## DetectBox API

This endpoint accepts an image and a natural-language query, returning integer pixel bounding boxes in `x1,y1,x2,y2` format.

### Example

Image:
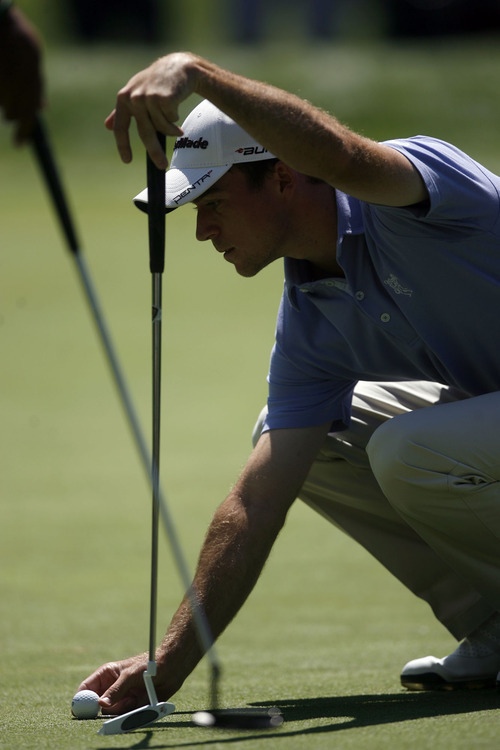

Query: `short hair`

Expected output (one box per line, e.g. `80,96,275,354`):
231,158,280,190
232,159,325,191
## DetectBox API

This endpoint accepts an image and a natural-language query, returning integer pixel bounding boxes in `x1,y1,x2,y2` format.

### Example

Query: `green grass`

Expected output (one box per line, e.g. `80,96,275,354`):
2,36,500,749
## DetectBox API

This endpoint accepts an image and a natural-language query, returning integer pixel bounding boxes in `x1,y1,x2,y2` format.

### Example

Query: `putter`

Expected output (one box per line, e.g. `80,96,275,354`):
98,140,176,735
31,118,282,732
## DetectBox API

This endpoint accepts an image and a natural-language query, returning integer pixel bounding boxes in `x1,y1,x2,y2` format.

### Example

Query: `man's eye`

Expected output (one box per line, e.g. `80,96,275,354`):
194,199,221,211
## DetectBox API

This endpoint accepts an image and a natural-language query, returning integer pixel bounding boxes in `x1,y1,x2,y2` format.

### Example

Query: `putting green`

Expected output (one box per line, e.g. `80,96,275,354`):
2,36,500,749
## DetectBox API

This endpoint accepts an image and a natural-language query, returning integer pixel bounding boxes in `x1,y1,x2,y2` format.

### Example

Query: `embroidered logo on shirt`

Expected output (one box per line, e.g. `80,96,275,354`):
384,274,413,297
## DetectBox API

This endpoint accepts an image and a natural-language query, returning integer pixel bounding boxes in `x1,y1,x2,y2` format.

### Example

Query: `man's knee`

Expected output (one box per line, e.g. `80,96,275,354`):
367,407,478,523
366,412,432,511
367,415,399,480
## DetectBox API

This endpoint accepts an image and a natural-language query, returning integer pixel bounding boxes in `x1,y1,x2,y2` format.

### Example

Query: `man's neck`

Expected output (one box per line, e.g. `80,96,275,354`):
308,252,344,279
293,188,342,278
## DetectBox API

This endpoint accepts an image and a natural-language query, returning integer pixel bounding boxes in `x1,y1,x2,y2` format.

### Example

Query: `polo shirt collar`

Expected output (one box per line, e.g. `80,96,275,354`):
284,191,365,307
335,190,365,237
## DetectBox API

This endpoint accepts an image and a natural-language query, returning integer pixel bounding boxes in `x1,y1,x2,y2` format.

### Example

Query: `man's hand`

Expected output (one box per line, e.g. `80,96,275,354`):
77,655,148,715
105,52,200,169
0,7,44,145
77,652,178,715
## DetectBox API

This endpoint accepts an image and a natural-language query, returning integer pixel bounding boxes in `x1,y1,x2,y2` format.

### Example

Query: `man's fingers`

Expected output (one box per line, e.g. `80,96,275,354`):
99,693,140,716
111,104,133,163
135,119,169,170
77,662,121,696
77,655,150,715
110,80,184,168
116,94,170,169
112,96,172,168
98,670,146,715
104,110,115,131
135,110,183,169
145,96,184,138
149,106,183,139
105,109,132,163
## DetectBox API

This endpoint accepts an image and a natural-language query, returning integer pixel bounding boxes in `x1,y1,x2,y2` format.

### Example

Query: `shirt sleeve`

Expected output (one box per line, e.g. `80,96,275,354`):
262,295,356,433
263,347,355,432
383,136,500,230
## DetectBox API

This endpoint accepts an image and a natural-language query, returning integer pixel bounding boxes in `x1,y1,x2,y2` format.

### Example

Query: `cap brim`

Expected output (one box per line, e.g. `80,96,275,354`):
133,164,231,213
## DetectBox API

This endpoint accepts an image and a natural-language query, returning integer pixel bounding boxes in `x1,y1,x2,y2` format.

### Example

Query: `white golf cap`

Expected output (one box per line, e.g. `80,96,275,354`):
133,99,275,212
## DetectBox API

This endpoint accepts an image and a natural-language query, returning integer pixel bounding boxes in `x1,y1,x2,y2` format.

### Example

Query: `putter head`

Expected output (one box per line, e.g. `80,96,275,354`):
192,707,283,730
98,701,176,735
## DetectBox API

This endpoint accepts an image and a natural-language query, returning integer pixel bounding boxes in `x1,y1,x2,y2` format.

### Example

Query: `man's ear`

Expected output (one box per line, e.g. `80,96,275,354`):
272,161,296,196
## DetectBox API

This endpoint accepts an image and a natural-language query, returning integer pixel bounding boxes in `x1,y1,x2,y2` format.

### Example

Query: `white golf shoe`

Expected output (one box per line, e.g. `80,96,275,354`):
401,612,500,691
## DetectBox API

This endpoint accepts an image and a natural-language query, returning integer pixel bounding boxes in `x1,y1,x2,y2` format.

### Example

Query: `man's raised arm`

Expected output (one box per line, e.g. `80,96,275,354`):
106,52,426,207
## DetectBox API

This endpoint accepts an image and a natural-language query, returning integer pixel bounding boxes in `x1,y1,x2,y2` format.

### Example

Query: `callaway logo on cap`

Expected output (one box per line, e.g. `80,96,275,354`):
133,99,275,212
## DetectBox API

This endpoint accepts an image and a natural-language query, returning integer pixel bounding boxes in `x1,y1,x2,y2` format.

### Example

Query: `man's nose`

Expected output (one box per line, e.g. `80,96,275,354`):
196,210,219,242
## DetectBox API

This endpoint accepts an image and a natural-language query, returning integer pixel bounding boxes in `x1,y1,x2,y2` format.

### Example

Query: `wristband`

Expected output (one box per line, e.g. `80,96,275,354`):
0,0,13,20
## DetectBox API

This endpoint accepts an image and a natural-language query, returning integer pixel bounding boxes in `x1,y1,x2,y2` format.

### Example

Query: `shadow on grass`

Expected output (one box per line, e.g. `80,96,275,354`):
92,689,500,748
254,690,500,731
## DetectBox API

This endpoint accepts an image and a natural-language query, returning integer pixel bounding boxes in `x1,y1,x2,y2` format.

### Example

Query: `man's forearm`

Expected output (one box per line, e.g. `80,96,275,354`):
109,50,355,183
188,54,355,185
79,426,330,710
169,53,425,205
109,52,426,206
155,487,288,694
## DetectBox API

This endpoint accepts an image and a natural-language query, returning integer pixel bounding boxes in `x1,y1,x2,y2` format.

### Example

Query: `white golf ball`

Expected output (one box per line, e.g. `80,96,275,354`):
71,689,100,719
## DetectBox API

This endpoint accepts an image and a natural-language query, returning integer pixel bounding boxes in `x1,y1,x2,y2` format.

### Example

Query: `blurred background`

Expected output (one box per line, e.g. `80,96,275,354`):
2,3,500,747
16,0,500,45
4,0,499,159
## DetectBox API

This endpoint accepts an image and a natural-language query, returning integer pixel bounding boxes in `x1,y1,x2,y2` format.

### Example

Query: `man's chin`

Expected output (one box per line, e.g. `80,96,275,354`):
232,258,273,278
234,265,261,278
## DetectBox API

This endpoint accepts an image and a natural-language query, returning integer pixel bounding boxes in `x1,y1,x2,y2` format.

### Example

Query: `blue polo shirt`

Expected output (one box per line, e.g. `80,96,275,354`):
264,136,500,432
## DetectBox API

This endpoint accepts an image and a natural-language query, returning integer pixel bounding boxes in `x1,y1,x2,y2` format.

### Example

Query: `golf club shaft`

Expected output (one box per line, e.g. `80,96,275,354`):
31,117,79,253
147,142,166,671
149,272,162,664
32,116,221,700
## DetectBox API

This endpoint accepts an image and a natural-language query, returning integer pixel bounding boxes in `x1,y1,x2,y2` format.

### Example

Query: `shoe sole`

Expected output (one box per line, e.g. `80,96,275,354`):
401,673,497,691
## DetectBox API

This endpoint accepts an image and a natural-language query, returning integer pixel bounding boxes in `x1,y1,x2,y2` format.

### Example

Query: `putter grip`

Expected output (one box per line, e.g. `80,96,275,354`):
32,115,80,255
147,134,167,274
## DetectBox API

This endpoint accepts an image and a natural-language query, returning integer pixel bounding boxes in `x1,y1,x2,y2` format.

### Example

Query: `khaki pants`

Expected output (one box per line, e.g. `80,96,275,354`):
253,382,500,639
